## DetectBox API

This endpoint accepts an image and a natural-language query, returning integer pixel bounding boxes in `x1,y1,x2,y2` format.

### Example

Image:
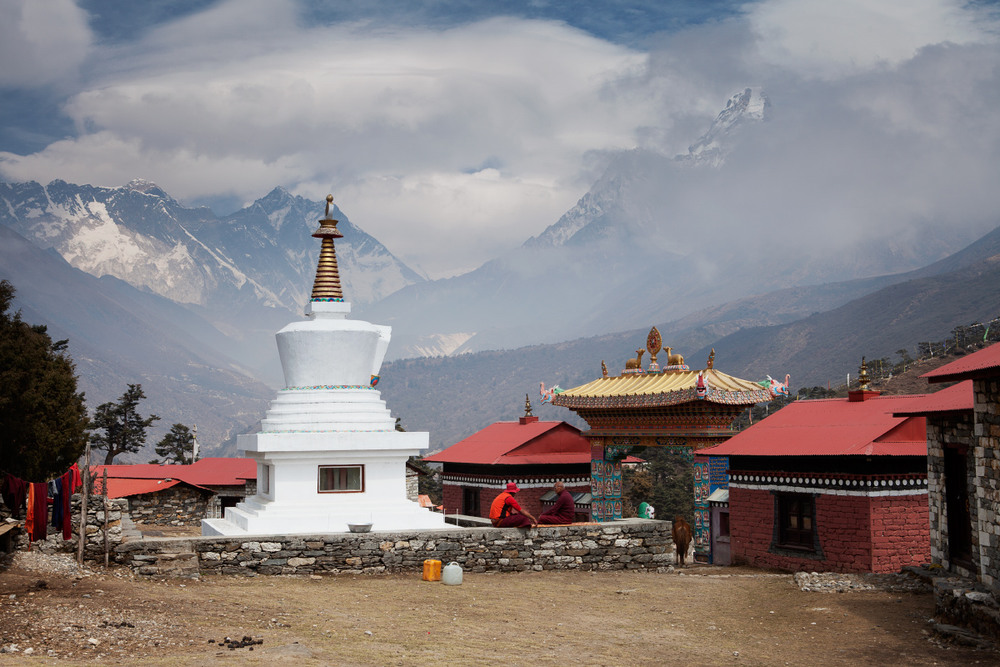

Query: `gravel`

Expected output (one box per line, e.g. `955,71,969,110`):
794,570,933,594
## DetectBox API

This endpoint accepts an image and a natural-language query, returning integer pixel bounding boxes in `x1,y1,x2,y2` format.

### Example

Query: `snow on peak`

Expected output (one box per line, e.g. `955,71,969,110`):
677,87,768,167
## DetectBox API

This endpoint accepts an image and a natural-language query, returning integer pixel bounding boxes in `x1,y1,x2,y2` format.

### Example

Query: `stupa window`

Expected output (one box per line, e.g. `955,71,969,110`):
259,464,272,496
318,465,364,493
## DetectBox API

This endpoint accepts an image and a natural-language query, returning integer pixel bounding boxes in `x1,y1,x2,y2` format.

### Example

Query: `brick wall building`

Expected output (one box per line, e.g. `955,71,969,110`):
700,385,934,573
425,411,591,521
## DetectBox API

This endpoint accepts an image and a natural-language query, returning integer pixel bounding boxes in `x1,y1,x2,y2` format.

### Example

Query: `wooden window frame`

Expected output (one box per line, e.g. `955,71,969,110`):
776,493,816,552
317,465,365,494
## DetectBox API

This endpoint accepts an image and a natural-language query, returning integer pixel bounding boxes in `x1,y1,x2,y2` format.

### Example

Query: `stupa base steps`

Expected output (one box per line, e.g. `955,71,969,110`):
202,497,448,536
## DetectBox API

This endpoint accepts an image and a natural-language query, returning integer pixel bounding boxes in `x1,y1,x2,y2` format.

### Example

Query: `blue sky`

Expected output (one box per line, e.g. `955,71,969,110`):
2,1,999,278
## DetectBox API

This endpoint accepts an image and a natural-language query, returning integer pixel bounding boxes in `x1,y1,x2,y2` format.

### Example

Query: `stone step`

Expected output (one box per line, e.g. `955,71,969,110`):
129,542,200,577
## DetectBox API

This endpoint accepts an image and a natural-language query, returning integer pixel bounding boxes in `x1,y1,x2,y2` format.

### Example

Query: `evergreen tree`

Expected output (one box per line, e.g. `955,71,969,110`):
151,423,195,465
0,280,89,481
91,384,160,465
622,448,693,520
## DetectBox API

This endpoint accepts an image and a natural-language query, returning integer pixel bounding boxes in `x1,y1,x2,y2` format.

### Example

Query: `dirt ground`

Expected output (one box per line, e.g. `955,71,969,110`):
0,552,996,667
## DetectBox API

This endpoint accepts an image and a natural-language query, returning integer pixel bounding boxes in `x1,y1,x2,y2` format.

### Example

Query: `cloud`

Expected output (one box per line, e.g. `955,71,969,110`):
0,5,649,277
746,0,995,79
2,0,1000,280
0,0,91,88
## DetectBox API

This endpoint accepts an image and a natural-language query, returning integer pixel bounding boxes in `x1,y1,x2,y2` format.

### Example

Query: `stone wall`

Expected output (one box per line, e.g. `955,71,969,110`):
926,412,977,578
113,520,673,577
127,486,211,526
972,378,1000,589
70,495,135,561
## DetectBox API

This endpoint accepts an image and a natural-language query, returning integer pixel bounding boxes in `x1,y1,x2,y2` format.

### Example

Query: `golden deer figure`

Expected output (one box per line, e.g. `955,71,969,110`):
625,349,644,370
662,346,685,366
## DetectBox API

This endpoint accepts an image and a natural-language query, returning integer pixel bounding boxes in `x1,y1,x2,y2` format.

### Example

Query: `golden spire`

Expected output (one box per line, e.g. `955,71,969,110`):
858,356,870,390
524,394,534,417
310,194,345,301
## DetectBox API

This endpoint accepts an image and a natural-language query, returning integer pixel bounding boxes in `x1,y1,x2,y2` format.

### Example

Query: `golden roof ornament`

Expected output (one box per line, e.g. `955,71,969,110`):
310,194,345,301
601,360,608,378
707,348,715,369
858,356,871,390
646,327,662,370
523,394,534,417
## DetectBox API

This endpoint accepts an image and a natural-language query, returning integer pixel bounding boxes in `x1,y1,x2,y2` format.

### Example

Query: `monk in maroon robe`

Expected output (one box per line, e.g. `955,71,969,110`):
537,481,576,525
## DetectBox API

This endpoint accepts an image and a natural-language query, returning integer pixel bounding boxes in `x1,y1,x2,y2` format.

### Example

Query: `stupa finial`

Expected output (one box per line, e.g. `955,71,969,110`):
310,194,345,301
524,394,534,417
858,356,870,390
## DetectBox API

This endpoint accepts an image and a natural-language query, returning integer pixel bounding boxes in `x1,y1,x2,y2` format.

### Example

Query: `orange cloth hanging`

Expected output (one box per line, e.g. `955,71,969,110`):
25,484,35,541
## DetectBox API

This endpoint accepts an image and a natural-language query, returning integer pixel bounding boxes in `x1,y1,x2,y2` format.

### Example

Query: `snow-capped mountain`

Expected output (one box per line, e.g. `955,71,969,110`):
359,86,976,360
527,88,767,250
0,180,421,312
0,180,425,384
677,87,767,167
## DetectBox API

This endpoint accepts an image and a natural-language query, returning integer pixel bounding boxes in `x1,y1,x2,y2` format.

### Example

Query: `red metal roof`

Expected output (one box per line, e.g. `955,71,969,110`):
922,342,1000,383
424,420,589,465
95,478,194,499
91,457,256,489
699,393,933,457
891,380,974,416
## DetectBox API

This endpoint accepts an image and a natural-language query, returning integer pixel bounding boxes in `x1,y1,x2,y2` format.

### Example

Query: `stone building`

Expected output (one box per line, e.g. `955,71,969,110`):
699,370,934,574
93,458,257,526
899,342,1000,591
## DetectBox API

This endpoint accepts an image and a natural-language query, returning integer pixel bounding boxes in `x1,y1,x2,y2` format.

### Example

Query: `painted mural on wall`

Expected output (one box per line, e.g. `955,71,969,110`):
693,459,711,556
591,457,623,521
694,454,730,562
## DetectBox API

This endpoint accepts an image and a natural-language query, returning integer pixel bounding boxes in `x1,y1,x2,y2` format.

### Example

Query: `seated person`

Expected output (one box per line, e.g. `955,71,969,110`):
490,482,536,528
537,481,576,525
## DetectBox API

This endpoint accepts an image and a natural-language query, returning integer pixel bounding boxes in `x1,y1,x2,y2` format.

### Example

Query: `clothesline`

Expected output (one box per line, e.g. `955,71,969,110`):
1,463,82,542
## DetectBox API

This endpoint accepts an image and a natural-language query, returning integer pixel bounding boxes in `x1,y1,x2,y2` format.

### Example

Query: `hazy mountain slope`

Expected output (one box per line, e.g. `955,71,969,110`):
0,225,272,460
362,88,979,360
381,226,1000,452
689,256,1000,388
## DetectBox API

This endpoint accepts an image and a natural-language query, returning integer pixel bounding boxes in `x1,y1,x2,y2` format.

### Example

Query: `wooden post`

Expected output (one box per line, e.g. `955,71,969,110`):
102,468,109,568
77,443,89,565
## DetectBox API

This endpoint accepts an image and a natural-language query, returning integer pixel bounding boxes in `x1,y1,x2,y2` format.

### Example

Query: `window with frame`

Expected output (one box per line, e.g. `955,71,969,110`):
318,465,364,493
777,493,815,550
259,464,271,495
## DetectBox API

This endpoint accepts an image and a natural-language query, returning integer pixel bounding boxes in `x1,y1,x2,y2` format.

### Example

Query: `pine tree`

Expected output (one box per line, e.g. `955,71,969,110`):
151,423,195,465
0,280,89,481
90,384,160,465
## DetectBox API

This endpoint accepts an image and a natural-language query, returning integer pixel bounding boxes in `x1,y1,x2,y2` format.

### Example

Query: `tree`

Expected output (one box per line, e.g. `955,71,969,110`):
90,384,160,465
151,423,195,465
622,448,693,520
0,280,89,481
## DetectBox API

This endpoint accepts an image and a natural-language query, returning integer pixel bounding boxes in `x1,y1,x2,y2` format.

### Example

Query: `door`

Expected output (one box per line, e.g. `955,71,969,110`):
710,506,731,566
943,445,973,566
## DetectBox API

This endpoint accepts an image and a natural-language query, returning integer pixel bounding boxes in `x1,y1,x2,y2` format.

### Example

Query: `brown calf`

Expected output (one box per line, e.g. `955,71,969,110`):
672,516,693,567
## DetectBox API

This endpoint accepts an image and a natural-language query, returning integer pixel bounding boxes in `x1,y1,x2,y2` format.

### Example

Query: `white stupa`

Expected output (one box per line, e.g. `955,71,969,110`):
202,195,447,536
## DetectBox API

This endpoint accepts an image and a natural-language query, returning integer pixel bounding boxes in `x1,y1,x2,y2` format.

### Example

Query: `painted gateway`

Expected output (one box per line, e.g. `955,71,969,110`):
552,328,770,560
